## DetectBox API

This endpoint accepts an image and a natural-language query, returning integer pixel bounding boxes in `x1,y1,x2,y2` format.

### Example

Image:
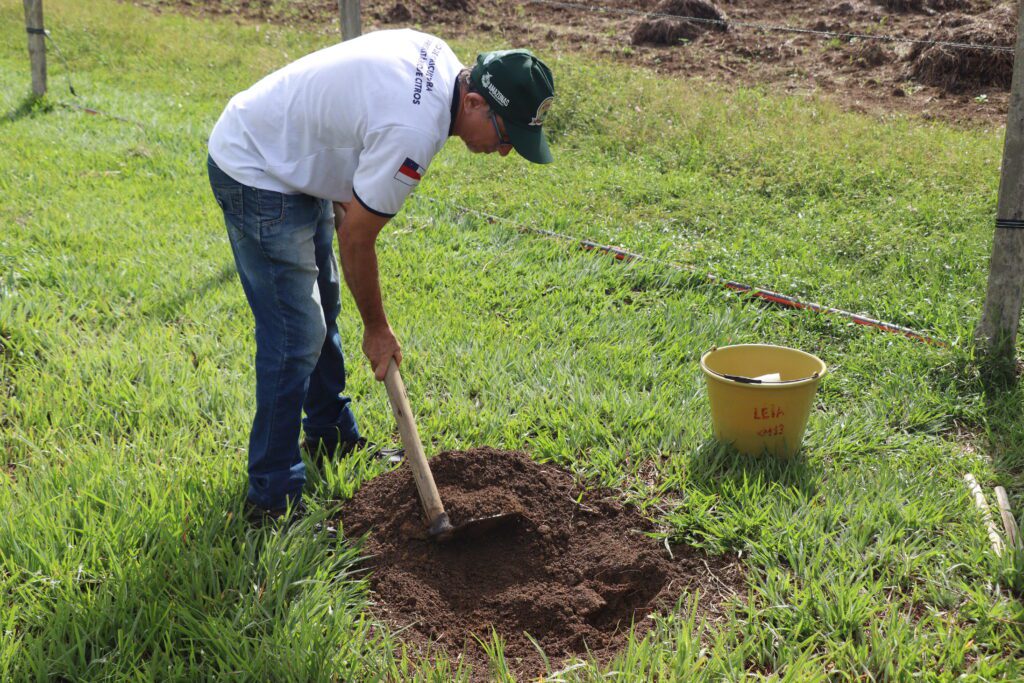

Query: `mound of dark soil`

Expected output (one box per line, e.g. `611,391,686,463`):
872,0,973,12
632,0,728,46
339,448,744,680
907,4,1016,91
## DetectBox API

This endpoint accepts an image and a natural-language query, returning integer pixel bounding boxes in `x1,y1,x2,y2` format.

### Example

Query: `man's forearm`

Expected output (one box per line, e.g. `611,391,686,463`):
338,231,388,331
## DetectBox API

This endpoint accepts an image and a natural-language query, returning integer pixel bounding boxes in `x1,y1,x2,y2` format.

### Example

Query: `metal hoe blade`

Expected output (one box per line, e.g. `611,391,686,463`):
434,512,523,543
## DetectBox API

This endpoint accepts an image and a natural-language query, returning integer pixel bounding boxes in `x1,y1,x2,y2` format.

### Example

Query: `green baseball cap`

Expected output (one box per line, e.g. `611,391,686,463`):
470,49,555,164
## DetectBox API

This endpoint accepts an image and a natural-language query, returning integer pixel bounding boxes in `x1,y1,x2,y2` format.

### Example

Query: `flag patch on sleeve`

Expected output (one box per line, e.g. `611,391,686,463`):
393,158,425,187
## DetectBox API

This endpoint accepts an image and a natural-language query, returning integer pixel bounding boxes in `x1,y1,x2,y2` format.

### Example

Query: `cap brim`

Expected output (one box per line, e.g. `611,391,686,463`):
506,121,553,164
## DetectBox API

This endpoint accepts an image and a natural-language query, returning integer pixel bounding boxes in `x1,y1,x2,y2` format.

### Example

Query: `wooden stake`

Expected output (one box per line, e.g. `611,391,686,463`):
23,0,46,96
964,474,1004,556
976,0,1024,364
994,486,1021,552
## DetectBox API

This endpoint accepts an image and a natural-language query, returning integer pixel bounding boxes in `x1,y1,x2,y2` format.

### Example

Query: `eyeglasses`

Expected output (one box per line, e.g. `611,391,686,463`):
489,111,512,147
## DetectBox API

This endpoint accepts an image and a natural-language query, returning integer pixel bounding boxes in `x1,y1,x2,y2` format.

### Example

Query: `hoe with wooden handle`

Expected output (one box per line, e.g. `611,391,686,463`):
383,358,520,542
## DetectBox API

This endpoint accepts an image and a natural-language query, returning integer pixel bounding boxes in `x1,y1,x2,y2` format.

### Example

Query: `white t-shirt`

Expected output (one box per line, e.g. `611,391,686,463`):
208,29,463,217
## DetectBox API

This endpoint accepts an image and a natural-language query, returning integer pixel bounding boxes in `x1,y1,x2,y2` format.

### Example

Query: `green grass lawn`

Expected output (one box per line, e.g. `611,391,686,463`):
2,0,1023,679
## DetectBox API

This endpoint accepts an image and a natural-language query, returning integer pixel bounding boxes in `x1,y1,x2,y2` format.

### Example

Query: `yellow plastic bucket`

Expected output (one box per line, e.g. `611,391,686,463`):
700,344,827,458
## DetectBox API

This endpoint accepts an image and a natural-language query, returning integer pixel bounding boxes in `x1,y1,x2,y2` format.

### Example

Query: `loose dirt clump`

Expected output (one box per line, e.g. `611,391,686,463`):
907,4,1016,92
851,39,893,68
340,448,744,680
632,0,728,46
383,1,413,23
372,0,472,24
872,0,973,11
828,0,881,17
436,0,471,12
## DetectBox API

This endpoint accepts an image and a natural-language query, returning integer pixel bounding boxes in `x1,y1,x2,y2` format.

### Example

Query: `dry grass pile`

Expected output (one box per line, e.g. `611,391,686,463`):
907,4,1016,92
631,0,727,46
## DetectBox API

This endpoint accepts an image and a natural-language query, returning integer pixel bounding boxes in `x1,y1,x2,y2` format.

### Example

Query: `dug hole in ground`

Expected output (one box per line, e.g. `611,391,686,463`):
340,448,746,679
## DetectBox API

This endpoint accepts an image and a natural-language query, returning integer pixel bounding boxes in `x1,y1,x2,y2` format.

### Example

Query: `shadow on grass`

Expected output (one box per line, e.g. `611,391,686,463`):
970,342,1019,481
941,348,1024,487
981,372,1024,486
915,345,1024,488
688,439,820,498
2,93,53,125
21,503,372,680
661,440,821,554
143,262,238,321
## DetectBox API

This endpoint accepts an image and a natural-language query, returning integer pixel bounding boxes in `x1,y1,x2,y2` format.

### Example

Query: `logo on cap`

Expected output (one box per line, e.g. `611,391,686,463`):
529,97,554,126
480,73,510,108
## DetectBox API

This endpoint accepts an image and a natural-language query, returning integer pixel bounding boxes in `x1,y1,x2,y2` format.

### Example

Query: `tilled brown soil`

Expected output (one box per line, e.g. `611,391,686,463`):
135,0,1016,126
340,448,744,680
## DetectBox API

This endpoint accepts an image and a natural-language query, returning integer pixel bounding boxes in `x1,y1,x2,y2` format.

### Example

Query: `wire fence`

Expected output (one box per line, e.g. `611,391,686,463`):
524,0,1016,54
413,195,947,347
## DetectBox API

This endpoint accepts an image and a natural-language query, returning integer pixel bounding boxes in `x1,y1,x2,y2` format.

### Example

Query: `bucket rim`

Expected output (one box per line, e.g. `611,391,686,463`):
700,343,827,388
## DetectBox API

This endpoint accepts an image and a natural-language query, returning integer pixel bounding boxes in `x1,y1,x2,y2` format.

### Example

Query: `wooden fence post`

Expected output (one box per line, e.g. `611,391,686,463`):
23,0,46,96
338,0,361,41
976,0,1024,367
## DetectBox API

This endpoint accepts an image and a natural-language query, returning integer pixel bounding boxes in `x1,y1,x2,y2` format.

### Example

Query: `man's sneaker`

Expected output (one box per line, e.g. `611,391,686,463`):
301,436,404,466
243,499,337,537
338,437,405,464
244,498,304,525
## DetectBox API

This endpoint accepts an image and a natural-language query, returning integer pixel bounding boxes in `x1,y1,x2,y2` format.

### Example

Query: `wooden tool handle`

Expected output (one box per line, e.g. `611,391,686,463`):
383,358,447,526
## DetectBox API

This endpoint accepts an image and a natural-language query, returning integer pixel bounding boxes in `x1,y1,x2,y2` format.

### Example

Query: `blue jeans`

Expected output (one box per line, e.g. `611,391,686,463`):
207,155,360,509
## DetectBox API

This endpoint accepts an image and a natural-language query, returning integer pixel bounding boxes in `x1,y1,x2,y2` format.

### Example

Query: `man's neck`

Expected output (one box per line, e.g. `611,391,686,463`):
448,78,462,138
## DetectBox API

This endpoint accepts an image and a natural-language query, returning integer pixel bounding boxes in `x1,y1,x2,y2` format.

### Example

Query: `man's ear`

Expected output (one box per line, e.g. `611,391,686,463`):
463,91,488,112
